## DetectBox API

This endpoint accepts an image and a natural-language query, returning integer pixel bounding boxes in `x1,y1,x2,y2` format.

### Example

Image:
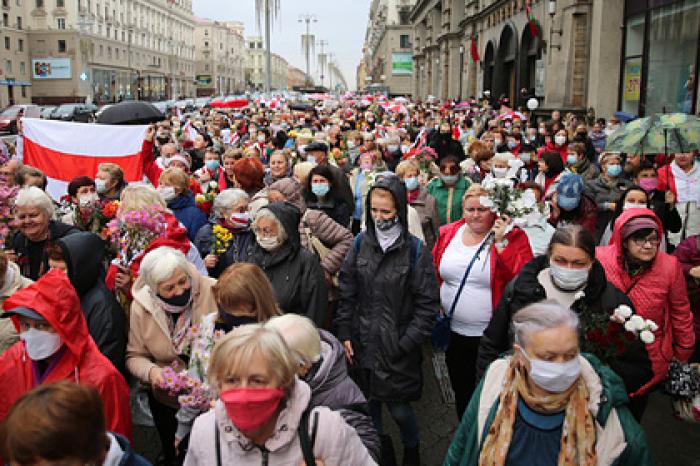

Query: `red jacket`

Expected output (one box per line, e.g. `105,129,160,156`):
657,163,678,199
432,219,533,310
596,208,695,395
140,139,162,187
0,270,132,439
672,235,700,340
537,141,568,164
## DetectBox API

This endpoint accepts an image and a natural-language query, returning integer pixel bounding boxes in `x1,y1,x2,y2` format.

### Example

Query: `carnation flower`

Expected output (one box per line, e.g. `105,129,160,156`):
645,319,659,332
628,315,646,331
640,330,655,344
616,305,633,319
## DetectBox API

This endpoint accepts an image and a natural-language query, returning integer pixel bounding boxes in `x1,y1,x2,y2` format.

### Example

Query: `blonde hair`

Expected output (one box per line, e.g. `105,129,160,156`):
158,167,189,193
213,263,281,320
293,161,315,186
395,159,420,178
97,162,124,185
209,324,297,391
265,314,321,367
462,183,489,202
118,184,167,216
15,186,55,219
223,148,243,161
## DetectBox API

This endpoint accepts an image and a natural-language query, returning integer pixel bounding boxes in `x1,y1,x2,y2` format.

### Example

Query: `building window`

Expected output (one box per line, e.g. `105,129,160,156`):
400,34,411,49
57,18,65,29
99,44,103,56
35,0,42,7
2,14,7,27
19,61,25,74
21,86,26,98
56,0,63,7
58,39,66,52
16,16,21,29
4,37,9,50
17,38,23,51
5,60,12,73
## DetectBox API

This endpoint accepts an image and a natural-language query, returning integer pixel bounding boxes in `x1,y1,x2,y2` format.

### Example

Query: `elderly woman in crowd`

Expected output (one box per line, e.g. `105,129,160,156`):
349,150,386,234
597,209,695,419
249,202,328,326
183,325,376,465
95,162,127,202
158,168,208,242
194,188,254,278
266,313,380,462
396,159,440,250
432,184,533,419
585,152,632,241
175,263,281,450
444,302,653,466
264,150,292,186
427,155,471,226
126,247,216,465
10,186,78,280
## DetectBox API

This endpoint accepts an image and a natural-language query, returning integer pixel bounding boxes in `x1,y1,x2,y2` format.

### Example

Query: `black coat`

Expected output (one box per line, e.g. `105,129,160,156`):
194,223,255,278
306,197,352,229
335,176,439,402
13,221,79,280
249,202,328,326
56,232,127,375
477,255,653,394
430,135,466,163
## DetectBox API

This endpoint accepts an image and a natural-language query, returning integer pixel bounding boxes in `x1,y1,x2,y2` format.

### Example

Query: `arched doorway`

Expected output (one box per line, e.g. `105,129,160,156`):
483,41,495,96
496,24,518,104
519,27,542,106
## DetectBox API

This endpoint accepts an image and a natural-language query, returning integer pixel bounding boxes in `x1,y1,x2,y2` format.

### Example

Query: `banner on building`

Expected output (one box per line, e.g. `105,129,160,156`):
32,58,72,80
623,58,642,102
22,118,147,199
391,53,413,76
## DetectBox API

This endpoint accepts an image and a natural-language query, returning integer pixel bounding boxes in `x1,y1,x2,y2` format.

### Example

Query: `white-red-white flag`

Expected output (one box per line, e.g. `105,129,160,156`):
22,118,148,199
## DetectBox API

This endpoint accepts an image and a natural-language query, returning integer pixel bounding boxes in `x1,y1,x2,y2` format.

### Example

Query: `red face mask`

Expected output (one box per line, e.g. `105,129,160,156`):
220,387,285,435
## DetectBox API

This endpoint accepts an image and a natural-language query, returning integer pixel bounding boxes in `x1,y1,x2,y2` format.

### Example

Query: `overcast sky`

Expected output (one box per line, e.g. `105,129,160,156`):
192,0,371,90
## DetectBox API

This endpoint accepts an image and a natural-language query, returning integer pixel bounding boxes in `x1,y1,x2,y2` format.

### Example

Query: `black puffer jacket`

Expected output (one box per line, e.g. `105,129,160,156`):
194,223,255,278
56,232,127,374
477,255,653,394
249,202,328,326
335,176,440,402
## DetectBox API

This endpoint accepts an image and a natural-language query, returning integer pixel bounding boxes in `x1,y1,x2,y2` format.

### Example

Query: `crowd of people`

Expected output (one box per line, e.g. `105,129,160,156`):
0,92,697,466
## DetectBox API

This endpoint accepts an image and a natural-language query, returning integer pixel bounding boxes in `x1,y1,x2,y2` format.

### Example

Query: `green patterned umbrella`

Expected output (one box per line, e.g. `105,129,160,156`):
606,113,700,155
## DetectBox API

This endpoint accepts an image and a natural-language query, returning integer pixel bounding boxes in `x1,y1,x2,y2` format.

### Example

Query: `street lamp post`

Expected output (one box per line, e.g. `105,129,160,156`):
458,44,464,102
298,14,317,87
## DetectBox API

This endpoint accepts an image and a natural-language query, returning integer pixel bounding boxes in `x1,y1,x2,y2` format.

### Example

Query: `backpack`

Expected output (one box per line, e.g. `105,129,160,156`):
352,232,423,273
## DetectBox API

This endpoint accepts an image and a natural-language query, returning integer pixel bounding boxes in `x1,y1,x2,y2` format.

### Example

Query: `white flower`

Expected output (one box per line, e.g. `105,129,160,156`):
479,196,494,208
645,319,659,332
640,330,655,344
629,315,646,331
520,189,538,209
574,290,586,301
482,179,496,190
615,305,633,319
624,320,637,333
209,181,218,190
495,178,514,188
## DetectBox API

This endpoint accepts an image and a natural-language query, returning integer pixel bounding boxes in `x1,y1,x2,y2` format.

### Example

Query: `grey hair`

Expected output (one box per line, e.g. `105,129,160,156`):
212,188,249,219
137,246,190,291
512,300,580,348
254,208,288,243
15,186,55,219
265,314,321,367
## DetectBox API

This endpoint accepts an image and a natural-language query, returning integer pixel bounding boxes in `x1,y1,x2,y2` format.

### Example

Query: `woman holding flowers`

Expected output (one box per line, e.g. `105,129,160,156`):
126,246,216,465
596,209,695,418
432,183,533,419
158,168,208,243
194,189,254,278
174,263,281,450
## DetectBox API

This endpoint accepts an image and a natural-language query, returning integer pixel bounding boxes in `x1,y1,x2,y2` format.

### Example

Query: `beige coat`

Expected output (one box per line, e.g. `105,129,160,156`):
0,262,32,354
299,209,353,275
126,264,217,383
184,379,377,466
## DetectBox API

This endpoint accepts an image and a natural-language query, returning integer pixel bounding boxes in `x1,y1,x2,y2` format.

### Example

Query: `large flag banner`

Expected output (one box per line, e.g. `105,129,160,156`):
22,118,148,200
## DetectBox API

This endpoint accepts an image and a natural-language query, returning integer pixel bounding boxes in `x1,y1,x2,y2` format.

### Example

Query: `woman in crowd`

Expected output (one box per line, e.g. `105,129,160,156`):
585,152,632,241
263,150,291,186
445,302,653,466
598,185,660,246
462,140,494,184
478,224,652,399
427,155,472,225
673,233,700,361
304,164,352,228
183,325,377,465
175,263,281,449
335,176,439,466
194,188,254,278
396,159,440,250
60,176,102,233
597,209,695,418
550,172,598,235
534,150,566,199
158,168,208,242
217,149,242,190
249,202,328,326
95,162,127,202
11,186,78,280
636,161,681,248
432,184,533,419
566,141,600,183
349,150,386,234
126,247,216,465
231,157,265,199
266,313,381,462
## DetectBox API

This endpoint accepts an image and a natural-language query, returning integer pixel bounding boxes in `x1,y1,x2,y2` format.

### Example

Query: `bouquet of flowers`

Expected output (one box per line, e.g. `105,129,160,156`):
402,146,437,173
0,186,18,249
480,179,537,219
159,362,214,410
210,224,233,256
107,205,167,266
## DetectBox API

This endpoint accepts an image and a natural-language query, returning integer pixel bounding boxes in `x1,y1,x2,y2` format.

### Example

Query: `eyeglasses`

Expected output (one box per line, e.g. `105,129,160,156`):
631,236,660,247
252,226,277,236
464,207,491,214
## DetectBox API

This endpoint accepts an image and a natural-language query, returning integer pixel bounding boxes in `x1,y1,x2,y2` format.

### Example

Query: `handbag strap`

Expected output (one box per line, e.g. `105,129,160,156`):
446,232,493,319
215,422,222,466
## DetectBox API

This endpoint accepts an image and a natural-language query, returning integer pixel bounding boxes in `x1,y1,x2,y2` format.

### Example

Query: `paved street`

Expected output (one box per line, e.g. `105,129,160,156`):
133,344,700,465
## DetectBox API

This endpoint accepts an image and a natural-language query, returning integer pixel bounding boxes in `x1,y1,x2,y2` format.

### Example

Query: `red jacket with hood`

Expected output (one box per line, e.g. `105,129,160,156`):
596,208,695,394
432,219,533,310
0,270,132,439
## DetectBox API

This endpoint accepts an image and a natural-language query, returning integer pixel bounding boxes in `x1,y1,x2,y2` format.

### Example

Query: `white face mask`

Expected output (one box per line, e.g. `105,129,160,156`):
555,135,567,146
492,167,508,179
387,144,399,152
157,186,177,202
20,327,63,361
347,141,356,149
94,178,108,194
522,349,581,393
623,202,646,210
257,134,266,143
256,235,281,251
78,192,99,208
549,261,590,291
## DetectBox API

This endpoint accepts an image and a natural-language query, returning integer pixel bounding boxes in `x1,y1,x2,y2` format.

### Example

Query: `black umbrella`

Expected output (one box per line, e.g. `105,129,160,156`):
288,103,316,113
97,101,165,125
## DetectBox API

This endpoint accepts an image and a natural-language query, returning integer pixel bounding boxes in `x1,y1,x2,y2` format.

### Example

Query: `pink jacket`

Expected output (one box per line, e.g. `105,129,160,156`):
184,379,377,465
596,208,695,394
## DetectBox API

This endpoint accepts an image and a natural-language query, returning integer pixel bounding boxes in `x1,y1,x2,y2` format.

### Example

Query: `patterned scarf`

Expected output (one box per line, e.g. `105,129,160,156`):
479,358,597,466
149,289,193,355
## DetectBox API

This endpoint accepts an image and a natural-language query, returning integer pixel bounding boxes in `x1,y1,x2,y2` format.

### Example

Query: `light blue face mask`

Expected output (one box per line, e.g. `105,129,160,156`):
441,174,459,185
307,155,316,164
566,154,577,165
205,160,220,171
311,182,330,197
404,177,419,191
607,164,622,177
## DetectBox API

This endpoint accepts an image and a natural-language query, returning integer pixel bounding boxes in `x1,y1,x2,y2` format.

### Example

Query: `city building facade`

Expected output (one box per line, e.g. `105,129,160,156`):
360,0,416,96
0,0,31,107
245,36,289,91
410,0,699,119
287,65,306,90
194,18,246,97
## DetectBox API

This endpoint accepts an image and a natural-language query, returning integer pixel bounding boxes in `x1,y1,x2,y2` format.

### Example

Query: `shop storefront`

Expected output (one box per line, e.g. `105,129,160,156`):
620,0,699,116
91,68,137,104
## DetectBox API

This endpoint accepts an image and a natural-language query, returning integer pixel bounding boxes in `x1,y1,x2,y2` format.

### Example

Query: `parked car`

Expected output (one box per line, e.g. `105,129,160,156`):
96,104,114,119
50,103,95,122
0,104,41,133
40,106,57,119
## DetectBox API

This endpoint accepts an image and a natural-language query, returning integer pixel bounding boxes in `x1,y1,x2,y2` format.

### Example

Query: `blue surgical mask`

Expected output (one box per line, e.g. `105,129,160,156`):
607,164,622,177
441,174,459,185
404,177,419,191
307,155,316,164
205,160,220,171
566,154,577,165
507,141,518,149
311,183,330,197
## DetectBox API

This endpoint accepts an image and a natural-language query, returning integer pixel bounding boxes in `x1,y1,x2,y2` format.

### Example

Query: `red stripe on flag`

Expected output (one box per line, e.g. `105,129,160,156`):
24,137,144,182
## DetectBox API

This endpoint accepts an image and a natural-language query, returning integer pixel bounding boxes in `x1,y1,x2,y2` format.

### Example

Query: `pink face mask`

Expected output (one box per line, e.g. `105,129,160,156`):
639,178,658,192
